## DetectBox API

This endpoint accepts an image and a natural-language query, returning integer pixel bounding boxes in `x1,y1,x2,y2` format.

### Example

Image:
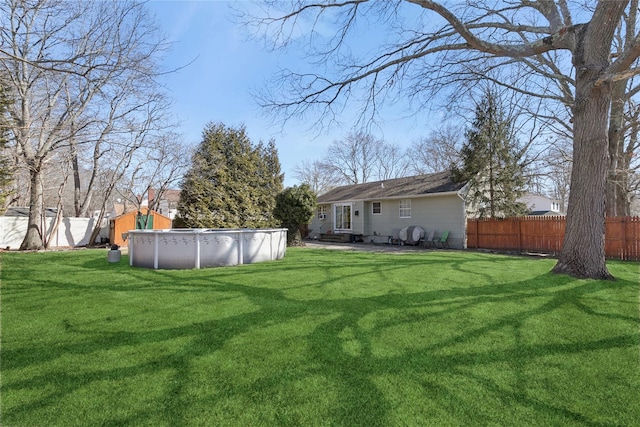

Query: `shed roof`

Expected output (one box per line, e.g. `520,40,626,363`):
317,171,466,203
110,207,171,222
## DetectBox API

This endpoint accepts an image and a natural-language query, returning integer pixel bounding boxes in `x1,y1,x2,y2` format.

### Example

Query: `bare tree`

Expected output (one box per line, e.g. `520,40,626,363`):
606,79,640,215
250,0,640,279
295,135,411,191
409,124,463,175
374,143,412,180
43,151,72,249
426,1,640,216
292,159,341,195
322,131,382,184
68,79,175,219
0,0,169,250
84,118,188,246
604,1,638,216
543,141,573,213
116,133,192,216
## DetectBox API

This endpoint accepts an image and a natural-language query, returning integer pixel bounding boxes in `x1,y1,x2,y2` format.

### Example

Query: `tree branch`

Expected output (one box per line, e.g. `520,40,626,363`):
405,0,574,56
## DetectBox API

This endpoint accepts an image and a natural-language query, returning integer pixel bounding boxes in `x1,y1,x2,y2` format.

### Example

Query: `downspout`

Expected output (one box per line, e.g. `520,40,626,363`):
457,183,470,249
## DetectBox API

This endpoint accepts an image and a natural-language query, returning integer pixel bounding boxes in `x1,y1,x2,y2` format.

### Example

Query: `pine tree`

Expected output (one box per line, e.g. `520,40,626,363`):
175,122,283,228
452,89,528,218
253,139,284,227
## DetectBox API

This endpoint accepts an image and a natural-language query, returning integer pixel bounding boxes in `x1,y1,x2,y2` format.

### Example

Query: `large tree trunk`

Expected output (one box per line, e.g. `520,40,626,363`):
552,27,614,280
72,143,82,217
20,168,45,250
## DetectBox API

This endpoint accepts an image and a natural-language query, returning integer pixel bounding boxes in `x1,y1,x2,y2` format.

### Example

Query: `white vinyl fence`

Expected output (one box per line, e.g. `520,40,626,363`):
0,217,108,249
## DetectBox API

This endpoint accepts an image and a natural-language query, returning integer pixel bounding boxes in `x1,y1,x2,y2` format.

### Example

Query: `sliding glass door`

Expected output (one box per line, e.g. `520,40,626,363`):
334,204,352,232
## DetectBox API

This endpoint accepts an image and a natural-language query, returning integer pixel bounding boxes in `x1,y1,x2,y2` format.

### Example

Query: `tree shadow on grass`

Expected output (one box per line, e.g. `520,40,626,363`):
301,275,640,426
2,250,639,426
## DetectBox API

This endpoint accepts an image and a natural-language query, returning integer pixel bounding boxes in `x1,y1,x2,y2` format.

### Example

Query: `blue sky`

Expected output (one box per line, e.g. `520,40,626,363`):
147,1,437,186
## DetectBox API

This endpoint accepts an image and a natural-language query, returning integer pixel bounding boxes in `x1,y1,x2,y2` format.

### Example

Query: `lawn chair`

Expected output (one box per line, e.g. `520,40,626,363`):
421,230,435,248
389,228,401,245
435,230,450,248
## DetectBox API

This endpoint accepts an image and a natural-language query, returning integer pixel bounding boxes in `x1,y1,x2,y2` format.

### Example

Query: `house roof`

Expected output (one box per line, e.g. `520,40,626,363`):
148,188,181,204
317,171,466,203
4,207,59,217
528,210,566,216
112,203,136,217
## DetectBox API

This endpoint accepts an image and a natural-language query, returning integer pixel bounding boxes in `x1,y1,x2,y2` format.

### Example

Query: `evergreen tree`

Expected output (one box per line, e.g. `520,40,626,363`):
254,139,284,226
452,89,528,218
175,122,283,228
273,184,316,246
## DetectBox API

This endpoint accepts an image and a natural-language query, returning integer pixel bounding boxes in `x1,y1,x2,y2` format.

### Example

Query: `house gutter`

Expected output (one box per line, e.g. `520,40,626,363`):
318,190,464,205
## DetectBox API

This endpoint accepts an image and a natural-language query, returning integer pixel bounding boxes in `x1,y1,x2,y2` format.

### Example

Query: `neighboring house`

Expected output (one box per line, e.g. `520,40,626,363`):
148,189,180,220
107,202,132,219
310,171,469,249
518,193,564,216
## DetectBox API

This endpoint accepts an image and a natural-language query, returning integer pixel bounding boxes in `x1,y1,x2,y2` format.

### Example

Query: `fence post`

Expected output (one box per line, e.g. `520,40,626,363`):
623,217,628,261
475,219,479,249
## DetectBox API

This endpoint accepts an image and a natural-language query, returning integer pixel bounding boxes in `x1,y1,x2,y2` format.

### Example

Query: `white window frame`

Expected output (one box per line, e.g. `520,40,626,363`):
372,201,382,215
399,199,411,218
317,205,327,220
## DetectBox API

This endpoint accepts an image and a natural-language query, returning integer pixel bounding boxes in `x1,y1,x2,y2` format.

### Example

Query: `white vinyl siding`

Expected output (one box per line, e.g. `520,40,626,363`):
315,194,466,248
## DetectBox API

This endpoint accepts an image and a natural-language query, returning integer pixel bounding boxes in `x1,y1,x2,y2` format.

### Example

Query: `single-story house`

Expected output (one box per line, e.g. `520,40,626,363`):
309,171,469,249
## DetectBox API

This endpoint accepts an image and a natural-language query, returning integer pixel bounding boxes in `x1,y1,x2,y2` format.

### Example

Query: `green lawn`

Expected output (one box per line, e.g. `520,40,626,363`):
1,248,639,426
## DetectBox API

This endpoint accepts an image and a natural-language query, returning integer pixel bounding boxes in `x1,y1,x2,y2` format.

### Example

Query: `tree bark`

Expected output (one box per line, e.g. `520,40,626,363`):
552,27,614,279
20,167,45,250
72,143,82,217
606,80,632,217
606,81,622,217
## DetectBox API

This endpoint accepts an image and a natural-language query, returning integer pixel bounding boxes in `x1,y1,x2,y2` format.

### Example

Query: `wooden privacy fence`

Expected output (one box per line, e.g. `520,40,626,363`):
467,216,640,261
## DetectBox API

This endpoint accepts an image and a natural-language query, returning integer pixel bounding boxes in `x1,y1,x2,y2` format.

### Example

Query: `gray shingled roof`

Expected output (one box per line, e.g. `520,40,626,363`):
3,207,59,217
317,171,466,203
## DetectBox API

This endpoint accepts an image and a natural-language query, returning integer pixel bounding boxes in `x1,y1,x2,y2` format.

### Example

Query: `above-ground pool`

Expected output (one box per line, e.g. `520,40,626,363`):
126,228,287,269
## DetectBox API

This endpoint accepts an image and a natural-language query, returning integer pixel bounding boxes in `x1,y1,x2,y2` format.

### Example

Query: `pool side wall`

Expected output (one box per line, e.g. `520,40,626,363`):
127,228,287,269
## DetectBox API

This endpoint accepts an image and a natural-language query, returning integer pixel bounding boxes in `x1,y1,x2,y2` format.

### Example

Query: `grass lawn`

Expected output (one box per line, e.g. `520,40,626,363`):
1,248,639,426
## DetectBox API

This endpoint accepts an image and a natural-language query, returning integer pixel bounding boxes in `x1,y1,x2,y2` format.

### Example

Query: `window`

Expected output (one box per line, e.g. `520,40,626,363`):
372,202,381,215
399,199,411,218
334,204,352,230
317,205,327,220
